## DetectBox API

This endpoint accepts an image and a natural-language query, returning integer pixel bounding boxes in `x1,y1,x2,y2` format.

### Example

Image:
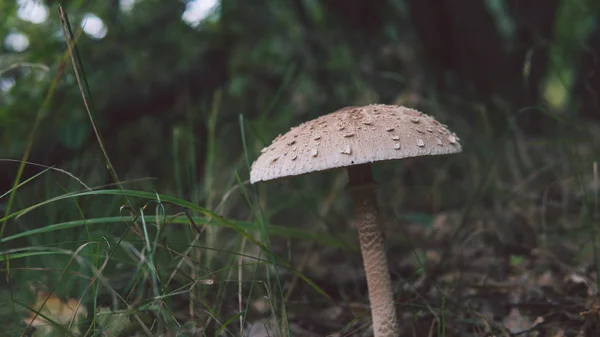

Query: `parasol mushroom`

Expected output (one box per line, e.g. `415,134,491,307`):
250,104,462,337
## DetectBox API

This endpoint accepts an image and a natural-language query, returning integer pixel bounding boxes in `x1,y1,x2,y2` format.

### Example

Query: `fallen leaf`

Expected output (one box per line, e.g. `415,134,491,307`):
23,291,87,336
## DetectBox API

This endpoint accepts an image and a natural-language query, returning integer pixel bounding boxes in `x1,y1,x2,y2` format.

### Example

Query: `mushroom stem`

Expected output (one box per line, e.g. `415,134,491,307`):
347,164,399,337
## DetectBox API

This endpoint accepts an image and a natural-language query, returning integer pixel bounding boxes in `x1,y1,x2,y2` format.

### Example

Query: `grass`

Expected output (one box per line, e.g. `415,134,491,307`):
2,99,599,336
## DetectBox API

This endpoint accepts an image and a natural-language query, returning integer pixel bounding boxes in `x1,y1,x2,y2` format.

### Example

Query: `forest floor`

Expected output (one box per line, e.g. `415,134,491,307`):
267,208,600,337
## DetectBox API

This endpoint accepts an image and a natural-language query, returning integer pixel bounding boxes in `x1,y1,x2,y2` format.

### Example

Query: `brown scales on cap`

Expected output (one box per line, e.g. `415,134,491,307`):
250,104,462,337
250,104,461,183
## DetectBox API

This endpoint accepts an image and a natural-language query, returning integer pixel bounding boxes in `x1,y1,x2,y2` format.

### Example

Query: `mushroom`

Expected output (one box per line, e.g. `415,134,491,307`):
250,104,462,337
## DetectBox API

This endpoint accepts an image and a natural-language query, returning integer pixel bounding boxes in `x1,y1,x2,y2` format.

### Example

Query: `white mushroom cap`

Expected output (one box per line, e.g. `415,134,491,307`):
250,104,462,183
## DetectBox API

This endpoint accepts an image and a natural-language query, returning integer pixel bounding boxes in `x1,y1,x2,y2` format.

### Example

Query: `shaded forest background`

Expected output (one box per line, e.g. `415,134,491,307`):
1,0,598,192
1,0,600,336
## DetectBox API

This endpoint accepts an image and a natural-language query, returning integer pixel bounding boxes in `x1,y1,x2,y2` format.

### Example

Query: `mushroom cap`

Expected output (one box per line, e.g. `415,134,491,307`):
250,104,462,183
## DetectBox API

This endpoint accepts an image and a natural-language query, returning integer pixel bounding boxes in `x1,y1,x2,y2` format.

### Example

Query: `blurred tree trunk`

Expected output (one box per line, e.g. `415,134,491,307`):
407,0,513,97
508,0,560,104
323,0,387,41
407,0,515,134
407,0,560,134
508,0,561,132
573,18,600,120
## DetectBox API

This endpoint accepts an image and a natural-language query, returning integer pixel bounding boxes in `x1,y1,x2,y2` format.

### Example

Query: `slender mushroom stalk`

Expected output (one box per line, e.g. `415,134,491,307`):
347,164,399,336
250,104,462,337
